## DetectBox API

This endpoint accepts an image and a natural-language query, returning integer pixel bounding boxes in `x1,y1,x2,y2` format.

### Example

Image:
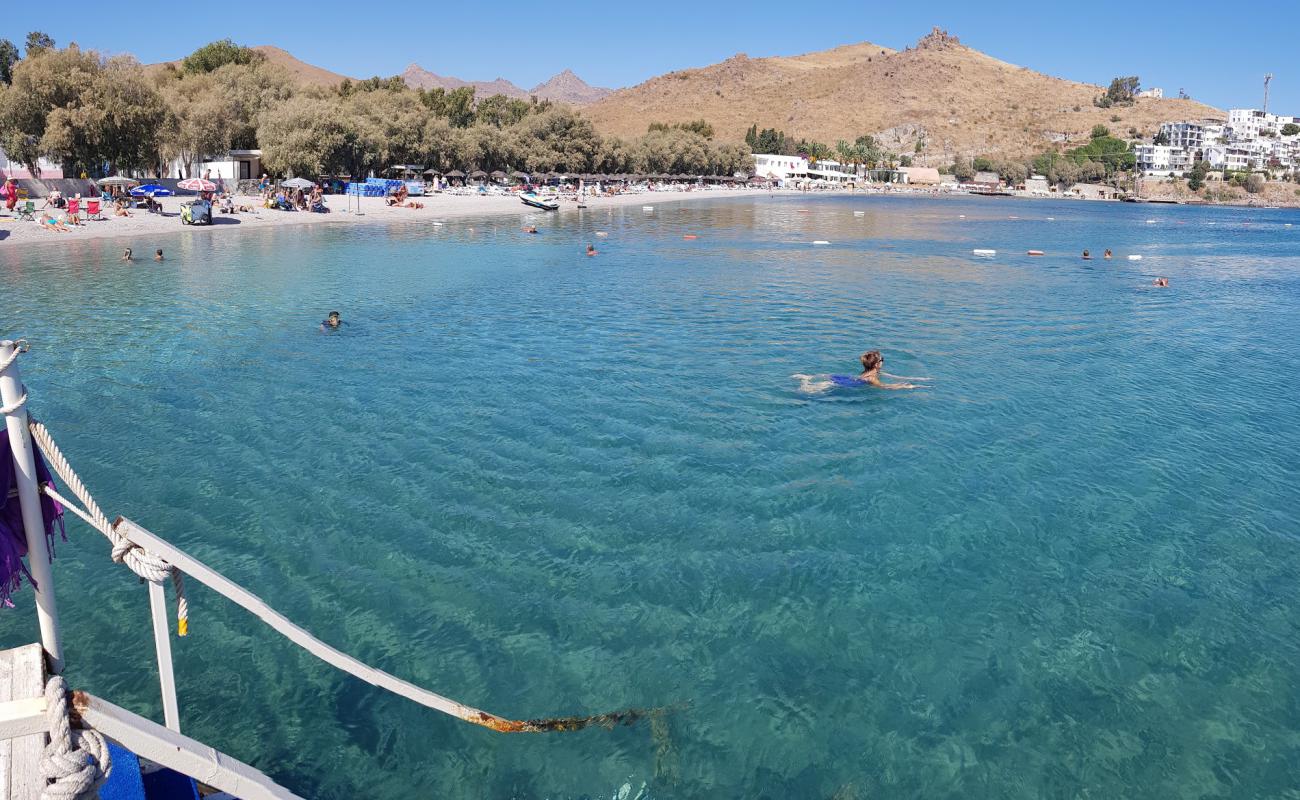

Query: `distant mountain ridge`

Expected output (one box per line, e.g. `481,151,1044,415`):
400,63,611,104
584,27,1222,159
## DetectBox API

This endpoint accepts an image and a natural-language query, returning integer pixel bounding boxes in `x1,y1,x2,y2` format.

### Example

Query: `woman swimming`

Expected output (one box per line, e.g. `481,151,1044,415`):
794,350,927,393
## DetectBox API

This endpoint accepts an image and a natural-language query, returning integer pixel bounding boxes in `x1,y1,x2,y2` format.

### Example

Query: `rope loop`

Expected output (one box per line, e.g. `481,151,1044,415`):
40,675,111,800
29,420,190,635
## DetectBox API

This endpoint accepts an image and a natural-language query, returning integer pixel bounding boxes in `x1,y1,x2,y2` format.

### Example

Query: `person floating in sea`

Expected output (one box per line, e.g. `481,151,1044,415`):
1153,277,1169,287
320,311,345,331
121,248,133,262
586,244,598,256
154,249,164,262
1082,250,1092,260
523,225,538,234
1103,249,1113,260
794,350,929,393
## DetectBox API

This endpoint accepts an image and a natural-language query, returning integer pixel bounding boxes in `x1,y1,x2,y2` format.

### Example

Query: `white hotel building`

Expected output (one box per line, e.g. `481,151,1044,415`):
752,154,857,185
1139,109,1300,176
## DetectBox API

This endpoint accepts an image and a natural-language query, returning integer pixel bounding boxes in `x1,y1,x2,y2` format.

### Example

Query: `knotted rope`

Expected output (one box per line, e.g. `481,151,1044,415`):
40,675,111,800
29,420,189,635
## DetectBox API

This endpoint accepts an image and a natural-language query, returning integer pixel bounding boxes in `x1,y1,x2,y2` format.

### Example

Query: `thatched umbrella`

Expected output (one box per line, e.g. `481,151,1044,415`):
469,170,487,179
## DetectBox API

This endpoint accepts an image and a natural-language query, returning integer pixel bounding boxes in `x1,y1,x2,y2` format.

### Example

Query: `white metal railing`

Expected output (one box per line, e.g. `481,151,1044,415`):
0,339,658,795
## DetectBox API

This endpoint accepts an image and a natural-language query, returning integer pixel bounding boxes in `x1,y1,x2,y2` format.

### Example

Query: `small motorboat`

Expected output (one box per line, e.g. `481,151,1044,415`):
520,192,558,211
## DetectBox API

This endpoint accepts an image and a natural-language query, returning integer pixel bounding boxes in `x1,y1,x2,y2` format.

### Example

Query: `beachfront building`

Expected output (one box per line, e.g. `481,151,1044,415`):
899,167,941,185
166,149,264,181
806,159,856,184
1135,144,1192,176
752,154,809,185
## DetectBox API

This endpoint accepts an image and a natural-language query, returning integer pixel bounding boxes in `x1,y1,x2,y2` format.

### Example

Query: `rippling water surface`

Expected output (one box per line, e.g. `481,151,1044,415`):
3,195,1299,798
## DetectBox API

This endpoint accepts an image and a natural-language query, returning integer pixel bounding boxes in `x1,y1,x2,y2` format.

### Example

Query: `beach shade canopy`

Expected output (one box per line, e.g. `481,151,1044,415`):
445,170,466,178
130,184,173,197
98,176,138,187
281,177,315,189
469,170,487,178
511,171,530,179
176,177,218,192
423,168,442,175
490,170,507,178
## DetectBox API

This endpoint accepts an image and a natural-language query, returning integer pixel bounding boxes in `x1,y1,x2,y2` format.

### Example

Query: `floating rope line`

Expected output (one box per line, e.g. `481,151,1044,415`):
40,675,111,800
30,421,189,636
28,418,664,734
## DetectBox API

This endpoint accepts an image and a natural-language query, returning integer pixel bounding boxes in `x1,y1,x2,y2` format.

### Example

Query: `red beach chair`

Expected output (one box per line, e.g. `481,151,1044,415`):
86,199,103,220
66,197,81,224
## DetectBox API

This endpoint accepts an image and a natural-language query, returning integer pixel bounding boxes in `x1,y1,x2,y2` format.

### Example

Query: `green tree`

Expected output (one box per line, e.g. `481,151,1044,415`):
1153,130,1170,145
951,155,974,182
24,32,54,57
972,155,993,172
0,39,18,84
1281,123,1300,136
1245,173,1265,194
1187,159,1210,191
1103,76,1139,105
181,39,262,75
1091,124,1110,139
258,94,358,177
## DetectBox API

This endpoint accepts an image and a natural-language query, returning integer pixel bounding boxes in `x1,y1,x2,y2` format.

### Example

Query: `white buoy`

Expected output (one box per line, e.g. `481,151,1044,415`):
973,249,996,256
959,215,966,219
1146,219,1157,224
642,205,654,211
813,240,830,245
1127,254,1143,261
853,211,865,217
1046,217,1055,221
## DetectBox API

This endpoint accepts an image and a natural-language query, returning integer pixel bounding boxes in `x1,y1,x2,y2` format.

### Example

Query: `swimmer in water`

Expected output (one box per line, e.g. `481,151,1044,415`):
1153,277,1169,287
586,244,597,256
320,310,344,331
523,225,538,234
1082,249,1092,260
121,248,133,262
1103,249,1113,260
794,350,928,393
154,249,164,262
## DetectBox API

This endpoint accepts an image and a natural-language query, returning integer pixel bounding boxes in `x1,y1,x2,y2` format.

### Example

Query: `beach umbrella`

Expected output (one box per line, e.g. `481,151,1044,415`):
490,170,506,178
423,168,442,175
469,170,487,178
511,171,529,179
281,177,315,189
98,176,138,187
177,177,218,193
130,184,173,197
445,170,465,178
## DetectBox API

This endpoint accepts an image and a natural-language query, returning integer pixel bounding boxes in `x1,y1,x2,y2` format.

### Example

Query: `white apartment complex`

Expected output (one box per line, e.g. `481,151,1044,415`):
752,154,857,185
1141,108,1300,175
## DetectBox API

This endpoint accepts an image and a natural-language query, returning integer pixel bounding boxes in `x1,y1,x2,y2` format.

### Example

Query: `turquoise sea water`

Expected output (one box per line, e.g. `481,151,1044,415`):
2,194,1299,798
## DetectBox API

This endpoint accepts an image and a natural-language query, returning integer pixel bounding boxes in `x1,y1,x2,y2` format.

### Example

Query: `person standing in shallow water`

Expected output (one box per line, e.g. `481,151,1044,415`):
794,350,929,392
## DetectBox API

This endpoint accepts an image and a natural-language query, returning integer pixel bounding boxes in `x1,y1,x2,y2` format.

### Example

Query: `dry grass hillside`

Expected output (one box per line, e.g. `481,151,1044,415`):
145,46,350,87
584,29,1222,162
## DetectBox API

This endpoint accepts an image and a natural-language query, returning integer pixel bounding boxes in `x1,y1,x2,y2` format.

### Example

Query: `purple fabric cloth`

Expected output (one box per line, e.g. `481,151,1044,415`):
0,428,65,606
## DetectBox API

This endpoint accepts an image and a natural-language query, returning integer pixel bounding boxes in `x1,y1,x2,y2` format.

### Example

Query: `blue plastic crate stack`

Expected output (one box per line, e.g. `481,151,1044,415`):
345,182,386,197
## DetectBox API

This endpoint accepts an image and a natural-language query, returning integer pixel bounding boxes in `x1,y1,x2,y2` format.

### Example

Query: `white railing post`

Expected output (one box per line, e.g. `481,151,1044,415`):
0,340,65,674
146,580,181,732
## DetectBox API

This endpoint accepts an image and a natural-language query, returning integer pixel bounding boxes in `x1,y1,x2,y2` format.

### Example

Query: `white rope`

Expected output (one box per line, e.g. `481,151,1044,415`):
0,340,24,374
30,420,189,635
40,675,111,800
0,392,28,415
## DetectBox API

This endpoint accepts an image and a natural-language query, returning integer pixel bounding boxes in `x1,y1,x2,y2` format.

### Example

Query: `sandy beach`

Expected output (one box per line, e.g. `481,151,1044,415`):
0,187,814,250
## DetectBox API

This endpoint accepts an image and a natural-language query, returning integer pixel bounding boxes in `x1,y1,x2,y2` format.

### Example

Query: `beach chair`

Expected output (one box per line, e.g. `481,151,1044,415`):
66,198,81,224
16,200,35,222
86,199,103,220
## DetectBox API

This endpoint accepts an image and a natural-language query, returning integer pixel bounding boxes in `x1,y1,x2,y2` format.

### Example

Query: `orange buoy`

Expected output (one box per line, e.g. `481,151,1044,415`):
683,234,698,239
1027,250,1044,256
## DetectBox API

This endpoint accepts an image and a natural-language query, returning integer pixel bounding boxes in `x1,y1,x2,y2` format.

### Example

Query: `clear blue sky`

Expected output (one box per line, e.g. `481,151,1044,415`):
4,0,1297,112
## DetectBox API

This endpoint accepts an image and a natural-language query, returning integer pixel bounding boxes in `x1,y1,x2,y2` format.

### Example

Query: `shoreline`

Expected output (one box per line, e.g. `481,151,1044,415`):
3,185,1294,254
0,188,819,251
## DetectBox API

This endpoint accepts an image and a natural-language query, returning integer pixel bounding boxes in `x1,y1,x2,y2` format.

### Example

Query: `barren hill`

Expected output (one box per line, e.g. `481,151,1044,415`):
250,46,350,87
401,64,528,98
530,70,612,105
584,28,1222,161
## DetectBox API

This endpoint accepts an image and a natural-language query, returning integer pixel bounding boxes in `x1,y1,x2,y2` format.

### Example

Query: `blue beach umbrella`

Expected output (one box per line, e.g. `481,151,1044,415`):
130,184,173,197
